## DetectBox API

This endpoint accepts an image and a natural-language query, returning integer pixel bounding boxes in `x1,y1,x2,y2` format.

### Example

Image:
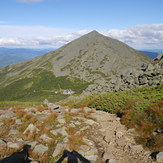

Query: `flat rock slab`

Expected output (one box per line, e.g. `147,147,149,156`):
84,155,98,162
25,141,37,149
130,145,143,153
0,110,15,120
52,143,66,158
85,119,97,125
57,118,66,124
15,119,22,124
9,129,19,135
7,142,20,149
36,115,47,121
33,144,48,155
23,123,39,135
0,140,7,147
157,151,163,163
83,107,95,113
40,134,53,143
50,127,68,136
0,122,4,126
70,109,81,113
24,107,37,112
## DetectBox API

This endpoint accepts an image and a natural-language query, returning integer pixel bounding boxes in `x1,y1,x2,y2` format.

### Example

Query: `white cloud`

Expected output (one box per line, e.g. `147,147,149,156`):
0,24,163,49
102,24,163,49
17,0,44,2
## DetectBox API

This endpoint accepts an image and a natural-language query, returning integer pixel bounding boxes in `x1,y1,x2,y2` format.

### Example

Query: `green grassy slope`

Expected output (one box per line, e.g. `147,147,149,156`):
0,70,90,102
61,85,163,151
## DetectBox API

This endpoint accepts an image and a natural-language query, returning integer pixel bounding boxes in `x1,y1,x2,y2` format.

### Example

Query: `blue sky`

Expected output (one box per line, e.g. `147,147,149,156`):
0,0,163,49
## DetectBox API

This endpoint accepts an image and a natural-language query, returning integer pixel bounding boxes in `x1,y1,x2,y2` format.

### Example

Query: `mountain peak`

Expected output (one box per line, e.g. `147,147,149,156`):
88,30,99,34
85,30,103,37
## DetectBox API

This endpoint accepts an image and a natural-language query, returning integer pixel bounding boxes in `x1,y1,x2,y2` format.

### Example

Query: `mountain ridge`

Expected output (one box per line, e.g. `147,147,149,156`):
0,31,151,101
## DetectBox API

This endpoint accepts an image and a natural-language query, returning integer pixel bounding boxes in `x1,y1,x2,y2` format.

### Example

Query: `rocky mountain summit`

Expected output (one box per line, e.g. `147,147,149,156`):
0,103,159,163
50,30,150,81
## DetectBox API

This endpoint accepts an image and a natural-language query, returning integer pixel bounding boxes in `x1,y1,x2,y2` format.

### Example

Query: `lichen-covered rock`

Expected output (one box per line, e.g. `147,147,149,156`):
50,127,68,136
83,107,94,113
85,119,97,125
23,123,39,136
40,134,53,143
84,155,98,162
0,110,15,120
130,145,143,153
33,144,48,155
69,123,75,128
9,129,19,135
0,139,7,147
24,107,37,112
36,115,47,121
70,108,80,113
52,142,66,158
0,122,4,126
15,119,22,124
109,159,117,163
83,137,95,146
157,151,163,163
7,142,20,149
57,118,66,124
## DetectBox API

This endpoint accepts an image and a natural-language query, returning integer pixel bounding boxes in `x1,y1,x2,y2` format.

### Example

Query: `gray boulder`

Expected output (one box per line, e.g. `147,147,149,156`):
50,127,68,136
40,134,53,143
0,139,7,147
157,151,163,163
52,142,66,158
33,144,48,155
130,145,143,153
9,129,19,135
0,110,15,120
23,123,39,135
7,142,20,149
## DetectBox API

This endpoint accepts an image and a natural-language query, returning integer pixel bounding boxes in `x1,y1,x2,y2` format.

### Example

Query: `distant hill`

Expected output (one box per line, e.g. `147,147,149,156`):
0,31,151,102
139,50,159,59
0,48,53,68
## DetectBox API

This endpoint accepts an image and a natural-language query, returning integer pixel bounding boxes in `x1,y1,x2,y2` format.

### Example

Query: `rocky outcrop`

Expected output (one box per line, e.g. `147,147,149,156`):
83,54,163,94
111,54,163,91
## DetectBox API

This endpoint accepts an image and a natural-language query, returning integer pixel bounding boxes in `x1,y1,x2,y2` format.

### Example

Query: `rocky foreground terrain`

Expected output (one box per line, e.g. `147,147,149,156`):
0,102,162,163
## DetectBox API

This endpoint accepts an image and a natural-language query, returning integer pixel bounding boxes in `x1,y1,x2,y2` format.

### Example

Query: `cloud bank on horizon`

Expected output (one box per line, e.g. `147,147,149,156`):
0,24,162,49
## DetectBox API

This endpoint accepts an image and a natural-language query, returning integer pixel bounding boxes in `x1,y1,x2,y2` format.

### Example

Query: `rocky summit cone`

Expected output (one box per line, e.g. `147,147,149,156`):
0,31,151,101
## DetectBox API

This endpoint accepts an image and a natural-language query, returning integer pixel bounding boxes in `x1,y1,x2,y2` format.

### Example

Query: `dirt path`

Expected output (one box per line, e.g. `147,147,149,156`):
90,110,155,163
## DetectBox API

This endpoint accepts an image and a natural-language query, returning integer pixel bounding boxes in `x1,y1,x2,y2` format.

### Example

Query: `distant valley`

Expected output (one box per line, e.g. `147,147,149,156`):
138,50,159,59
0,47,53,68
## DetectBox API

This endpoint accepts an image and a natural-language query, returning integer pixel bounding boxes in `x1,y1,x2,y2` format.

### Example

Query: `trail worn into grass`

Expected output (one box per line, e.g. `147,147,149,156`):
90,110,155,163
